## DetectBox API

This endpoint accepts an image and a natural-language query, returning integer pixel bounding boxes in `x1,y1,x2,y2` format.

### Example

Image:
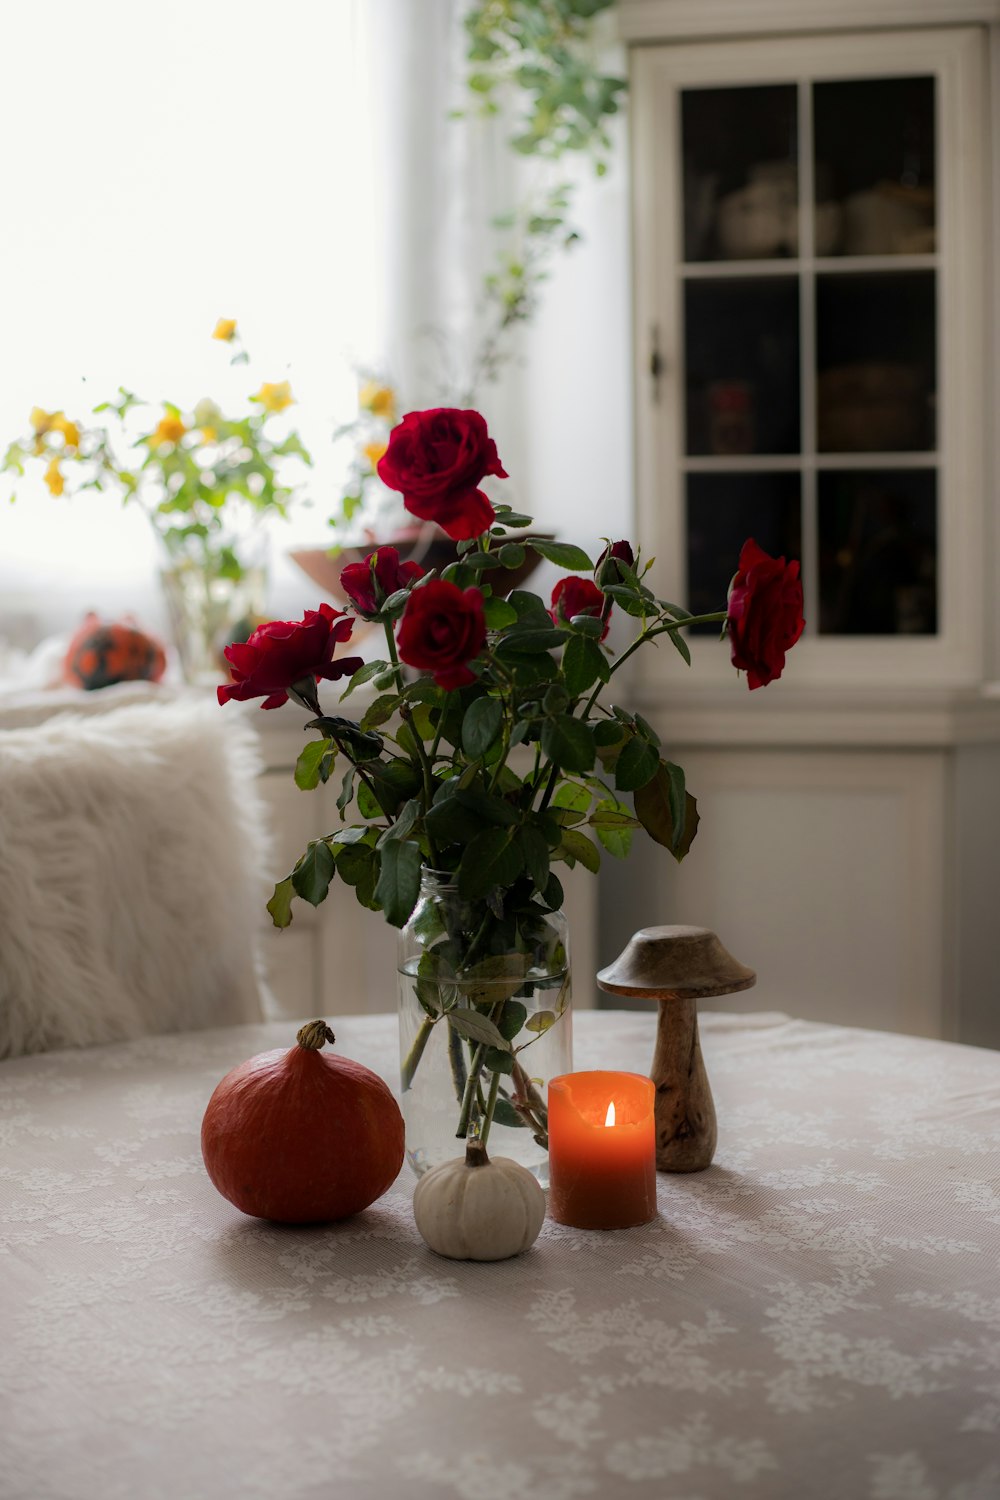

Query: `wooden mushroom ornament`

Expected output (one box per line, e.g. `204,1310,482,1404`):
596,925,755,1173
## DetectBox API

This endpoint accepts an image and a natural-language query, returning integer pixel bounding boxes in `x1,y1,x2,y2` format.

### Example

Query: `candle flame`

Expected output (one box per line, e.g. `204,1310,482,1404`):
605,1100,616,1128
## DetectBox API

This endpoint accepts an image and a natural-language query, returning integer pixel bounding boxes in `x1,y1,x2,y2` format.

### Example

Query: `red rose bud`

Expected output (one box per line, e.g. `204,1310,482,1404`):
339,546,425,619
217,603,363,710
595,538,636,587
376,407,507,542
727,539,805,690
550,575,611,641
397,578,487,690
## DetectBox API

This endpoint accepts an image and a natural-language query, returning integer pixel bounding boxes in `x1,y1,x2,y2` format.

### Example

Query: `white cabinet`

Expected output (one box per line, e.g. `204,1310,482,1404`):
608,3,1000,1046
629,22,990,687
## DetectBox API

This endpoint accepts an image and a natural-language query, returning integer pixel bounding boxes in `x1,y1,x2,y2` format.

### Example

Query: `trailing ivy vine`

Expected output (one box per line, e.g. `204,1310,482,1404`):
457,0,626,396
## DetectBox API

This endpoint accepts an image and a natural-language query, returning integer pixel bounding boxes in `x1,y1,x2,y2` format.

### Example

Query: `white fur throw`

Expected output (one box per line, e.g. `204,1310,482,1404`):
0,697,271,1058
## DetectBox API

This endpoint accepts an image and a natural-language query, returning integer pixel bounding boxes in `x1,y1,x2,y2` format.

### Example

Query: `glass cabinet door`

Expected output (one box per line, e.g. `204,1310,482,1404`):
633,29,986,682
680,73,936,637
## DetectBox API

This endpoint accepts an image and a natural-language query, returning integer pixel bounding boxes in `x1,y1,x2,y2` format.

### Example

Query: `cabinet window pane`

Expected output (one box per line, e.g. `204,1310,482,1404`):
681,85,798,262
685,278,800,455
686,472,802,629
813,77,935,257
818,469,937,634
816,272,936,452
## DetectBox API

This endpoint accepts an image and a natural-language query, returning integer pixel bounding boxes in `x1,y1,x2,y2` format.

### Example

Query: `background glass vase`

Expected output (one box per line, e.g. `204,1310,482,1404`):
397,872,572,1184
158,528,268,686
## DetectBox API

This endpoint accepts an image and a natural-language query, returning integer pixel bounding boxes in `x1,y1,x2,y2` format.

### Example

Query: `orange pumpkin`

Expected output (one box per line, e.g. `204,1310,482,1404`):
63,612,167,691
201,1021,405,1224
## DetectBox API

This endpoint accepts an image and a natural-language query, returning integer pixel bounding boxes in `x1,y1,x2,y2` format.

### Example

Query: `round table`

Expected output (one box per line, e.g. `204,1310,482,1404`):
1,1009,998,1500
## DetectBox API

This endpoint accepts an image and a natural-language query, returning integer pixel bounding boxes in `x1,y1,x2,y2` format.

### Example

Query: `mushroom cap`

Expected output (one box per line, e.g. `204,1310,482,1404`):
596,925,756,1001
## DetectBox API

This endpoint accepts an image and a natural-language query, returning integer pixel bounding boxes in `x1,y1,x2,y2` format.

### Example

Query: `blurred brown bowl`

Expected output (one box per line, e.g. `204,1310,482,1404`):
289,527,551,605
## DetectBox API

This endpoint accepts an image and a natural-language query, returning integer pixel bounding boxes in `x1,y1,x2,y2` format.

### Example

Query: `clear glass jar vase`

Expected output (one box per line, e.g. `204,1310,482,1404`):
397,870,573,1184
157,527,268,686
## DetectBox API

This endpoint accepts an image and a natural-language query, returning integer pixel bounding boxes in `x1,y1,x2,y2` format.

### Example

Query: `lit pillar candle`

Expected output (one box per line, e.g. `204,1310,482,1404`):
547,1071,657,1230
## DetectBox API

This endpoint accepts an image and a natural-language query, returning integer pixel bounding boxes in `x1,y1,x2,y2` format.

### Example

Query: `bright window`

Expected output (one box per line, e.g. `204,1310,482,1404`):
0,0,374,639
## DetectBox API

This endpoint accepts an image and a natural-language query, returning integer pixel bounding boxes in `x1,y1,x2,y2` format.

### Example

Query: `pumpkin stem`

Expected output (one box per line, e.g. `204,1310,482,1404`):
465,1139,490,1168
296,1020,336,1052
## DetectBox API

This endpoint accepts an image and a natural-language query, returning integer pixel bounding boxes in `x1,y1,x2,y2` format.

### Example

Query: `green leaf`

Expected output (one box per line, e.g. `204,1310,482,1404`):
378,796,421,847
337,766,355,816
634,713,660,747
568,612,605,638
365,759,422,817
362,694,402,730
491,1098,528,1129
498,542,526,568
634,762,701,861
526,538,594,570
614,735,660,792
556,827,601,872
593,719,625,748
525,1009,557,1035
462,696,503,759
336,843,379,908
339,660,390,699
590,799,637,859
665,627,692,667
458,826,524,900
602,584,651,619
541,715,595,773
291,841,336,906
374,838,422,927
562,634,608,696
451,785,519,826
456,953,531,1008
483,1046,515,1076
517,824,551,892
482,595,518,629
497,999,528,1041
424,794,482,846
294,738,335,791
496,626,568,655
266,876,295,929
447,1008,511,1051
551,782,591,813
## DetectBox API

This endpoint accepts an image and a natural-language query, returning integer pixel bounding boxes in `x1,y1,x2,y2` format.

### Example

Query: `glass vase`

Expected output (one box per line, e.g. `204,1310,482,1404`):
397,870,573,1184
158,539,268,686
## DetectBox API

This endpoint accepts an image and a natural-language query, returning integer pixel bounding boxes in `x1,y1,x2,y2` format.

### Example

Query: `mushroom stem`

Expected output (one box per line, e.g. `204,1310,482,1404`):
650,997,717,1172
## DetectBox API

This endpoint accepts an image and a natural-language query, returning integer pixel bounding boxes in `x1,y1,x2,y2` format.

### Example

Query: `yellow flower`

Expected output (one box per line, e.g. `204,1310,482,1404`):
200,426,218,444
44,459,64,496
51,414,81,449
212,318,237,342
254,381,294,414
363,440,387,471
150,413,187,447
30,406,54,435
359,382,395,421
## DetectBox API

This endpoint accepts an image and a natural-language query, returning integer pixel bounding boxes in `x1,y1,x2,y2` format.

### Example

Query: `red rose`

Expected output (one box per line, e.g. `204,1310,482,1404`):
397,578,486,690
550,575,611,641
727,539,805,690
595,538,636,587
339,546,425,619
597,539,635,569
217,603,363,710
376,408,508,542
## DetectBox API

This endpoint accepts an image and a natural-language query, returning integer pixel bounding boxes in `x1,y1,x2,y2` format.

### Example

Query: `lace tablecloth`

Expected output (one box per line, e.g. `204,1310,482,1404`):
2,1010,999,1500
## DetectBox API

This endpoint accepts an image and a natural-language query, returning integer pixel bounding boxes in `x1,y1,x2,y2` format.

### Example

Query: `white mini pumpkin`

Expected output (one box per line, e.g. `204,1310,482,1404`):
412,1142,546,1261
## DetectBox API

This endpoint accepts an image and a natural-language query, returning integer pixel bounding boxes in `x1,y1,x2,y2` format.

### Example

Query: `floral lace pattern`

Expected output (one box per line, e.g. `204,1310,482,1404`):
2,1011,999,1500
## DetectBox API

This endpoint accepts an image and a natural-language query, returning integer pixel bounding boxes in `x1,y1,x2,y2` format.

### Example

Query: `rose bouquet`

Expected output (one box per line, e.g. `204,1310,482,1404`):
218,406,803,1171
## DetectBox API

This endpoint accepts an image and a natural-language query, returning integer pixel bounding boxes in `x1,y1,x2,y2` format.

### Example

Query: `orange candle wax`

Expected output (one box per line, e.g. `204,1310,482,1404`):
547,1071,657,1230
